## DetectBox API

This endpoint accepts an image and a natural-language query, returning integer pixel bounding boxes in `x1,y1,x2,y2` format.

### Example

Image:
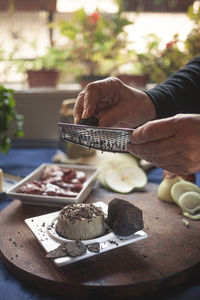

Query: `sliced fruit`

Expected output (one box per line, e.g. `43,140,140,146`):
105,165,147,194
97,154,138,189
183,212,200,220
157,176,182,203
98,153,138,169
171,181,200,204
178,191,200,214
98,171,109,188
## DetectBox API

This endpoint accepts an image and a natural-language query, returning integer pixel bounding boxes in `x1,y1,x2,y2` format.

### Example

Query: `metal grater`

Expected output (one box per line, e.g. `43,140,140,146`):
58,122,134,153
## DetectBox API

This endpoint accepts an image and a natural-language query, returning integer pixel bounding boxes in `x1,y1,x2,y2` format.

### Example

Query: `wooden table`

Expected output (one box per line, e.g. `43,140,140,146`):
1,182,200,299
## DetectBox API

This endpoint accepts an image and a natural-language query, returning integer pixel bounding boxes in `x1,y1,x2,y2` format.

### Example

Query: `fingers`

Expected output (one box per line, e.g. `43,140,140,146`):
127,116,184,173
81,85,100,119
73,91,85,124
127,135,181,171
73,77,122,124
127,115,200,175
131,117,178,144
127,136,178,159
127,141,189,174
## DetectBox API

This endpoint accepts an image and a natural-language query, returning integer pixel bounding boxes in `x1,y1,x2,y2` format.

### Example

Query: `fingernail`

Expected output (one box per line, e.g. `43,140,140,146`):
81,109,88,119
74,117,79,124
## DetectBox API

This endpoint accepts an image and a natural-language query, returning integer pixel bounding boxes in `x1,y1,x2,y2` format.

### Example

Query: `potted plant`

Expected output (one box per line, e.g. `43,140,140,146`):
16,46,70,88
116,50,150,87
0,0,57,12
134,2,200,85
136,33,186,84
124,0,193,12
0,85,23,153
57,2,132,87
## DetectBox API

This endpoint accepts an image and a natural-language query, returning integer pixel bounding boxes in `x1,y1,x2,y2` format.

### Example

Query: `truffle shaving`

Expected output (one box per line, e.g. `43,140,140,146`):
46,240,86,259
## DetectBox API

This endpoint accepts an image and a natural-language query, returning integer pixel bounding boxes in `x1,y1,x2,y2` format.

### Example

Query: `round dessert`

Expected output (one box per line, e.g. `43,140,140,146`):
56,203,106,240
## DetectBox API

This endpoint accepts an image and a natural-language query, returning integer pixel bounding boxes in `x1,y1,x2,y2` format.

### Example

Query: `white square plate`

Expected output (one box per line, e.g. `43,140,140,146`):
25,201,148,267
7,163,99,206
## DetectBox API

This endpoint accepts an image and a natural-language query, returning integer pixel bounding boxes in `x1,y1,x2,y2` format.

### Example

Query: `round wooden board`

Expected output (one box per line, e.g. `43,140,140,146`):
0,183,200,299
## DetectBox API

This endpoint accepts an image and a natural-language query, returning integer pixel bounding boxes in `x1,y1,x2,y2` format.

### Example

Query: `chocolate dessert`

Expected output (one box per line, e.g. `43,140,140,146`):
56,203,106,240
105,198,144,236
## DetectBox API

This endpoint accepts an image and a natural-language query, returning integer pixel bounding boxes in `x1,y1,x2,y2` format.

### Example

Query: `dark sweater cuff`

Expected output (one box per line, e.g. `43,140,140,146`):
145,86,179,119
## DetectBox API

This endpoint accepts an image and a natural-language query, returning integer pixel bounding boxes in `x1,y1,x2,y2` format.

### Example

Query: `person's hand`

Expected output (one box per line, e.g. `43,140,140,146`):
73,77,156,128
127,114,200,174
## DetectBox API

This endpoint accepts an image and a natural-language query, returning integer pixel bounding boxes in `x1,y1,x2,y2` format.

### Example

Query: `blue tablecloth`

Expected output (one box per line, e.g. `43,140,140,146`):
0,148,200,300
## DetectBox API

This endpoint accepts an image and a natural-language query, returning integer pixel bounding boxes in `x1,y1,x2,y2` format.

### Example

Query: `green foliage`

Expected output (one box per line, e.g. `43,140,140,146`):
131,2,200,84
0,86,24,153
187,2,200,24
16,47,71,73
58,7,132,77
184,3,200,59
185,25,200,58
137,33,187,83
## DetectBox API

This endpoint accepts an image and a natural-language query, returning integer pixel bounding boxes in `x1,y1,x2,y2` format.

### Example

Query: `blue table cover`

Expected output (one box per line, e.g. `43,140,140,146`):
0,148,200,300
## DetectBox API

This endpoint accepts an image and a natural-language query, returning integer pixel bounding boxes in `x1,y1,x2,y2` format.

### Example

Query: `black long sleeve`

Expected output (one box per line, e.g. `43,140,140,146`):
145,56,200,119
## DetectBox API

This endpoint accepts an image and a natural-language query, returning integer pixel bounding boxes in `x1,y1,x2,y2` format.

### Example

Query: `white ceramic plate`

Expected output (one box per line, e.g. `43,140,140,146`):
7,163,99,206
25,201,148,267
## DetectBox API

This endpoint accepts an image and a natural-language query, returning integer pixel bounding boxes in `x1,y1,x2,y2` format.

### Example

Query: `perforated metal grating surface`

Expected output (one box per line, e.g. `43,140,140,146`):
58,123,133,153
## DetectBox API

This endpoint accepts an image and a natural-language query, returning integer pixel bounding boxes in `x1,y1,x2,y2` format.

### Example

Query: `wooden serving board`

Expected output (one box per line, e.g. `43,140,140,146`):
0,183,200,299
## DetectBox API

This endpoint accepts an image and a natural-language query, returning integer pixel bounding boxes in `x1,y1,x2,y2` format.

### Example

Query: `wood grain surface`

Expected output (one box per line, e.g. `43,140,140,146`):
0,183,200,299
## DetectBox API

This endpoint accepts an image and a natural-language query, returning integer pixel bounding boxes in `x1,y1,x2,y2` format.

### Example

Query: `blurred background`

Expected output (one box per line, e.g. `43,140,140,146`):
0,0,200,150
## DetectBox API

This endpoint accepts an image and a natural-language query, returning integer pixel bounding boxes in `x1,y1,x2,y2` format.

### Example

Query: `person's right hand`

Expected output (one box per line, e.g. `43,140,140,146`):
127,113,200,174
73,77,156,128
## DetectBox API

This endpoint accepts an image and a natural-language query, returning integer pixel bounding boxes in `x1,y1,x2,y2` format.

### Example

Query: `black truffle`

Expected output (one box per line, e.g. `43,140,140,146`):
46,240,87,259
87,242,100,253
78,116,99,126
105,198,144,236
65,240,87,257
46,243,68,259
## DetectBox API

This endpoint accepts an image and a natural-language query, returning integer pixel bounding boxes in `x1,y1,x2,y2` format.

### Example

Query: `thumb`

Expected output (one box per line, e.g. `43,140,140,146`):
131,117,178,144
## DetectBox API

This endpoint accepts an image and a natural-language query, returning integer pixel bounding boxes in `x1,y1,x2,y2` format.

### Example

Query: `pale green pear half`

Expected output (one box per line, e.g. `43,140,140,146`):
105,165,147,194
97,153,138,189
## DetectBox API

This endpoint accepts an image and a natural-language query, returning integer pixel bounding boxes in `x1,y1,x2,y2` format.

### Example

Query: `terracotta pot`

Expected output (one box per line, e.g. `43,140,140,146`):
27,70,59,88
80,75,109,89
0,0,57,11
124,0,193,12
117,74,149,88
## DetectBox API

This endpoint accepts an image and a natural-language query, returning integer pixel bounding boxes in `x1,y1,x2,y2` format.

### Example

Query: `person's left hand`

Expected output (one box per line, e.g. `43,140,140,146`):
127,114,200,175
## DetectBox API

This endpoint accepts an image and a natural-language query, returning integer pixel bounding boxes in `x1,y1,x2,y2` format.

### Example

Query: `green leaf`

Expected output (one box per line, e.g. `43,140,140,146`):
0,86,24,153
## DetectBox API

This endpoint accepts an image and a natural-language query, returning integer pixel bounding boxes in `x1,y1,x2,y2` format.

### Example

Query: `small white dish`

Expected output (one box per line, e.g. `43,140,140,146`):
25,201,148,267
7,163,99,206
